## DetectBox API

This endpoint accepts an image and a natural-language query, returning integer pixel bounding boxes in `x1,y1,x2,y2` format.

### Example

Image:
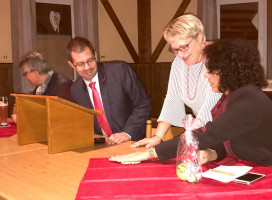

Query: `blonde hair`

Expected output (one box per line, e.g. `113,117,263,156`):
163,14,206,44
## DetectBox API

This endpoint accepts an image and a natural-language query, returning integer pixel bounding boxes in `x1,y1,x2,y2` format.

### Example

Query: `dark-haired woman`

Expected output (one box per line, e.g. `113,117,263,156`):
111,38,272,166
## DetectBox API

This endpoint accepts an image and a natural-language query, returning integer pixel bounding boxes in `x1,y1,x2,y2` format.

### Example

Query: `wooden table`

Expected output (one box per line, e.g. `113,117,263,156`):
263,88,272,100
0,134,146,200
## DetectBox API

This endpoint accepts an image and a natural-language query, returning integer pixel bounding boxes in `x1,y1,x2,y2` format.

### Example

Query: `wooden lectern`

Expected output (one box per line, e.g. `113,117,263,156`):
11,94,102,154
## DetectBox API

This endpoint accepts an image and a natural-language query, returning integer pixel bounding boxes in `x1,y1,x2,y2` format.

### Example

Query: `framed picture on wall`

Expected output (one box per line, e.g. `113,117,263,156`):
216,0,267,75
36,3,72,35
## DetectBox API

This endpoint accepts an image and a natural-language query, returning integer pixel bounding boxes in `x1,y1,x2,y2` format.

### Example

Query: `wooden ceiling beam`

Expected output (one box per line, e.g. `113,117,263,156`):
150,0,191,63
100,0,139,62
138,0,151,63
101,0,191,63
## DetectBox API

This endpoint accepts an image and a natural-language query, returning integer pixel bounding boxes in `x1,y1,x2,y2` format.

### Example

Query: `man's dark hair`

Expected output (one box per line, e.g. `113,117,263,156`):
67,37,95,61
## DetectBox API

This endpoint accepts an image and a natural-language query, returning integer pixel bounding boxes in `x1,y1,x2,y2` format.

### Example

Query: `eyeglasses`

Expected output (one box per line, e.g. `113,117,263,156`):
168,38,194,54
22,71,31,77
73,57,96,68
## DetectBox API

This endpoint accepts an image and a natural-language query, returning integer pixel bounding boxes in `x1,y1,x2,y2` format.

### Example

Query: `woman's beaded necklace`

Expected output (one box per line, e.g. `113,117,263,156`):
187,60,205,100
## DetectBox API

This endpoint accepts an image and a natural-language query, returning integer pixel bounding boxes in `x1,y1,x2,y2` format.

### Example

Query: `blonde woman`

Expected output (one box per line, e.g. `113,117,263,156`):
132,14,221,148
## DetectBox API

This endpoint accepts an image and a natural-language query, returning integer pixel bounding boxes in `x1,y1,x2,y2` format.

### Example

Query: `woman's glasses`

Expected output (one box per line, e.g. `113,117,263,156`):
168,38,194,54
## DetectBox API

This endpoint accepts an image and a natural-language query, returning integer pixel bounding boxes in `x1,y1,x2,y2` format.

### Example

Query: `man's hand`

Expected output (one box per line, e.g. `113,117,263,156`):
107,132,130,145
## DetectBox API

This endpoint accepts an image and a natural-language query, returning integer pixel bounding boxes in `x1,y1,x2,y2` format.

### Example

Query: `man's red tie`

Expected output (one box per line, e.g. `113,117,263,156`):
89,82,113,137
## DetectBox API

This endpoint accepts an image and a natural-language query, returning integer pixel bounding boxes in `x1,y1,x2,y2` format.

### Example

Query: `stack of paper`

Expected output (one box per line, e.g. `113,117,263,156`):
202,165,252,183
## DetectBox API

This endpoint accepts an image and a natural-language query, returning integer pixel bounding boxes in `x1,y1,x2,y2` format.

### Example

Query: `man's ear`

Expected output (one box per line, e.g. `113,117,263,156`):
68,61,76,69
94,51,98,62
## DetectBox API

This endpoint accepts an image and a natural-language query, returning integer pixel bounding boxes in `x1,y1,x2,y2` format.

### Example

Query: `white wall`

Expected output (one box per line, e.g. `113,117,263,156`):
98,0,197,62
0,0,12,63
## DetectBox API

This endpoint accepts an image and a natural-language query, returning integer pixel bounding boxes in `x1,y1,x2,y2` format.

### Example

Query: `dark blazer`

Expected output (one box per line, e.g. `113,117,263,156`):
70,61,151,141
155,85,272,166
33,71,73,101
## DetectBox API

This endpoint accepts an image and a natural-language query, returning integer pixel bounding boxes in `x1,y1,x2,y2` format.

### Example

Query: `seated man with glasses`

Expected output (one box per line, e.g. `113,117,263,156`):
19,51,73,100
67,37,151,145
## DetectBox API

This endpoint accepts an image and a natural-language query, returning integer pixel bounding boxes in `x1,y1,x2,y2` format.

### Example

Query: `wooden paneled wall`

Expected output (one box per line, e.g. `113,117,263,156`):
0,63,14,116
220,3,258,40
130,62,194,119
268,0,272,78
130,62,171,118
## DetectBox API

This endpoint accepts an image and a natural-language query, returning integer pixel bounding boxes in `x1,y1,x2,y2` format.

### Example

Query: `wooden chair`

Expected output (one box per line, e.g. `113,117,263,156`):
146,119,185,141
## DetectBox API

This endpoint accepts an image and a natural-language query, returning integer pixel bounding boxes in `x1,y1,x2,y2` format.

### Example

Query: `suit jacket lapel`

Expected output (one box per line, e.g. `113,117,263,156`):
80,78,94,109
44,72,57,95
97,63,112,127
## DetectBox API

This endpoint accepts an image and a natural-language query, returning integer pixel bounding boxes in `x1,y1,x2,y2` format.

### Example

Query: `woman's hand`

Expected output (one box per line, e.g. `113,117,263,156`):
130,137,161,148
197,149,217,165
131,121,171,148
109,151,150,164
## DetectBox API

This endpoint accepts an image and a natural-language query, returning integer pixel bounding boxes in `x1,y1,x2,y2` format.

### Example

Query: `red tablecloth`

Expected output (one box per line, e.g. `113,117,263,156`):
0,123,17,137
75,155,272,200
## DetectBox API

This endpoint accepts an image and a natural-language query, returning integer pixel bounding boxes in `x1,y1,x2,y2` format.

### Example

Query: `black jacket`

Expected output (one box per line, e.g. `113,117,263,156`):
70,61,151,141
33,71,73,101
156,85,272,166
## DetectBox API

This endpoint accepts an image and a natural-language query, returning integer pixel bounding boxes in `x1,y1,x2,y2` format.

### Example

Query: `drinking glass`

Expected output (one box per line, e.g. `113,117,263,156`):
0,96,9,127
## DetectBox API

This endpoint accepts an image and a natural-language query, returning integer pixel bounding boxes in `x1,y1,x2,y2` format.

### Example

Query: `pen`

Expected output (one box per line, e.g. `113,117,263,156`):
210,169,235,176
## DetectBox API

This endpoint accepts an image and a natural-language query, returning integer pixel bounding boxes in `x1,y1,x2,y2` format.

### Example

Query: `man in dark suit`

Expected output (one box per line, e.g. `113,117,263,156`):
67,37,151,144
19,51,73,100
